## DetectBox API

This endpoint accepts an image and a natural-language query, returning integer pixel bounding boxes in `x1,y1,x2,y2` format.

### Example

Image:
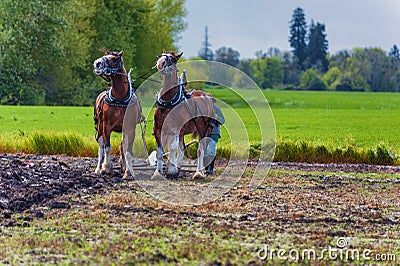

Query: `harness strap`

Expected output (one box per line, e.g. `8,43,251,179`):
104,73,137,108
183,96,214,139
99,56,124,76
155,84,186,109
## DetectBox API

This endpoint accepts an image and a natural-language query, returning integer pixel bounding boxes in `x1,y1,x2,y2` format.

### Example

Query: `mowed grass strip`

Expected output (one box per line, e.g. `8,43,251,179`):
1,90,400,163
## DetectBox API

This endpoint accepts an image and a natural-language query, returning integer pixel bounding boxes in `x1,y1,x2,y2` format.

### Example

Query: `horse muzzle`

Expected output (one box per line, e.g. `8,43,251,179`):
93,68,103,76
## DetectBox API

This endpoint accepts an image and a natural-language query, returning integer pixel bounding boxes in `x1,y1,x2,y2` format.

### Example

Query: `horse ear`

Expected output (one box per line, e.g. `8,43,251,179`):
118,50,124,57
176,52,183,60
99,48,107,54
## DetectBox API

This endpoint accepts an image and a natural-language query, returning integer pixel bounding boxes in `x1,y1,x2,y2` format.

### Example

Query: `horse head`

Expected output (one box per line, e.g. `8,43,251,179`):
93,49,125,81
156,51,183,75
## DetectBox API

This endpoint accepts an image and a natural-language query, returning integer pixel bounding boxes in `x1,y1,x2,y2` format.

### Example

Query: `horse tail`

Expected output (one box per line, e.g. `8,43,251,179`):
94,91,107,140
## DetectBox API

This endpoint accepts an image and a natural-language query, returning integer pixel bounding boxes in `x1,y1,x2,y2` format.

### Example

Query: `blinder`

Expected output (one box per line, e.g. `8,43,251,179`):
157,53,175,68
94,54,124,77
156,53,178,75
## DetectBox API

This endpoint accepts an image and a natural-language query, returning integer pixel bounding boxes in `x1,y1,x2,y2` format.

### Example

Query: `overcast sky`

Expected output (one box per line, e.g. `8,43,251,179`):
178,0,400,59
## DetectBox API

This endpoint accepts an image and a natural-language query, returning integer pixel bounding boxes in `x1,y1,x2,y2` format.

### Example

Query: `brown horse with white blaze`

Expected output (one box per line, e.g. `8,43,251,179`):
93,49,142,178
152,51,217,179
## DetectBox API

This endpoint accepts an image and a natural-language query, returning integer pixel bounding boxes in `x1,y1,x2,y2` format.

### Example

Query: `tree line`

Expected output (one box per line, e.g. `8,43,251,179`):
0,0,186,105
2,3,399,107
199,7,400,92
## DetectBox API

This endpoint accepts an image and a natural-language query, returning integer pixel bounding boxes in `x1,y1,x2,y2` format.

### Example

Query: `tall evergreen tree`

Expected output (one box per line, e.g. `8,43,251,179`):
198,26,214,60
289,7,307,69
389,44,400,60
307,20,329,72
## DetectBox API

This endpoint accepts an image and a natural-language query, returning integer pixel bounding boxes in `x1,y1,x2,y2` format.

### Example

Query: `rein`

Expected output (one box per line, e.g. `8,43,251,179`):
131,65,160,90
133,65,157,82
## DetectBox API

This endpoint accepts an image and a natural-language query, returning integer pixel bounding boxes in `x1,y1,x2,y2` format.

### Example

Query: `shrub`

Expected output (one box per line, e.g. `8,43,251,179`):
366,145,395,165
300,69,327,90
25,131,86,156
274,141,398,165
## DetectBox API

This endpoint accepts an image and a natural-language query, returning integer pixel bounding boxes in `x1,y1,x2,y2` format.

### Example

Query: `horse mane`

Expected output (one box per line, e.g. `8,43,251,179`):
163,50,176,56
162,50,183,63
99,48,121,56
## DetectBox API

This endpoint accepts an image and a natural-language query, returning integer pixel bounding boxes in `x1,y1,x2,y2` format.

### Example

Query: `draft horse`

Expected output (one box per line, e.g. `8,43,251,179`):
152,51,217,179
93,49,142,178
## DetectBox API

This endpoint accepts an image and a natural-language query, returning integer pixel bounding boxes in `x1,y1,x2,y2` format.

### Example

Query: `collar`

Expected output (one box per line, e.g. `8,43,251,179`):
155,84,186,109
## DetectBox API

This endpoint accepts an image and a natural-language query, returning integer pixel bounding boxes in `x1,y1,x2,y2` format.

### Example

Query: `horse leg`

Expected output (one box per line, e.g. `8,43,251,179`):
119,141,126,174
122,123,136,178
167,135,179,177
101,133,113,173
177,137,185,168
193,137,205,179
204,137,217,171
152,143,164,178
95,136,105,174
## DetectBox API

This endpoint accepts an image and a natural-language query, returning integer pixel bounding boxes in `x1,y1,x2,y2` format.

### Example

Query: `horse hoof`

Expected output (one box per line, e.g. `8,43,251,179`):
167,166,179,177
123,171,132,179
166,172,179,180
192,171,204,179
152,171,163,179
94,168,101,174
102,169,112,174
102,164,113,173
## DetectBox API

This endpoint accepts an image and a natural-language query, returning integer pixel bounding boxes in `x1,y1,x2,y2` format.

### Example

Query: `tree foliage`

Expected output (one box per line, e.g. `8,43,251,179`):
389,44,400,60
289,7,307,68
215,47,240,67
300,69,327,90
0,0,65,105
322,67,341,90
0,0,186,105
251,57,283,89
307,21,328,72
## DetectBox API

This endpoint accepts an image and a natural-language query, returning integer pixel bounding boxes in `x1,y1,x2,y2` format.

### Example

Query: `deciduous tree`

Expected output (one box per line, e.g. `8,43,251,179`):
251,57,283,89
215,47,240,67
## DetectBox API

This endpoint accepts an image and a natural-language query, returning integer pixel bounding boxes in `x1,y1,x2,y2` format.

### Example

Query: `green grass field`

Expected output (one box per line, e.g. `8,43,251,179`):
267,90,400,147
209,89,400,148
1,89,399,163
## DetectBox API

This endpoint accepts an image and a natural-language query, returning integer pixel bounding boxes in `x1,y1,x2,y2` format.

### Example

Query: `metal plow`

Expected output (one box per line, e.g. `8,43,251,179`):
129,137,198,172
